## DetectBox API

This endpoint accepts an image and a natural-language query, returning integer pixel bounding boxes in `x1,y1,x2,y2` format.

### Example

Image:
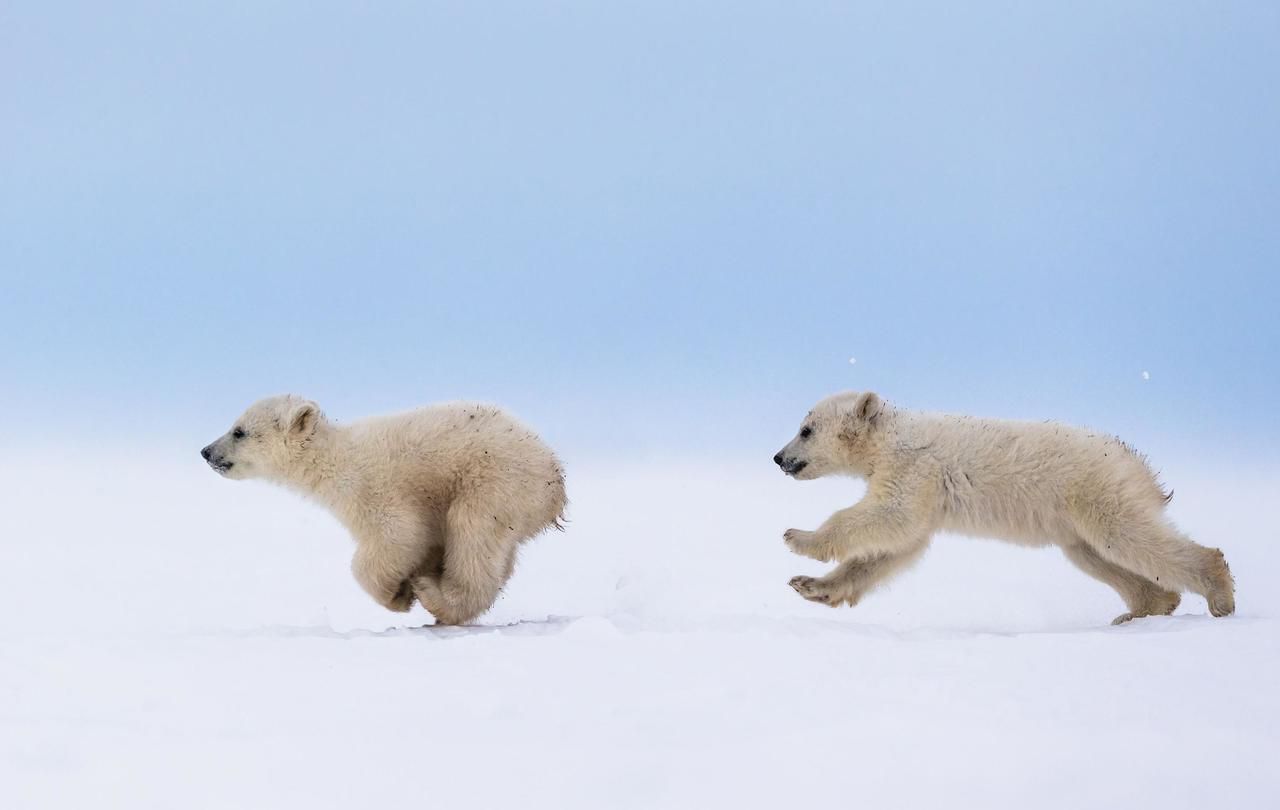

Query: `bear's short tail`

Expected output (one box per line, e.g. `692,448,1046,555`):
549,461,569,532
552,490,569,532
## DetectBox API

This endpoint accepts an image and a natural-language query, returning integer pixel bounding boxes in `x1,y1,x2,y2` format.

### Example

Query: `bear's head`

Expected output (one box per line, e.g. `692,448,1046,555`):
200,395,325,482
774,391,885,480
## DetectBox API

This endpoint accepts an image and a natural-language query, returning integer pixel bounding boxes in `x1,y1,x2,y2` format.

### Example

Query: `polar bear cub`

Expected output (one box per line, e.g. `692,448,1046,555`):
201,396,567,625
774,392,1234,624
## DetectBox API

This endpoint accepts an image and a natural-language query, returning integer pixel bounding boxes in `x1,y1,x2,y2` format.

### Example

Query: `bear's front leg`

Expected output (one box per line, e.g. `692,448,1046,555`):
788,541,931,608
351,540,417,613
784,529,837,562
787,490,937,564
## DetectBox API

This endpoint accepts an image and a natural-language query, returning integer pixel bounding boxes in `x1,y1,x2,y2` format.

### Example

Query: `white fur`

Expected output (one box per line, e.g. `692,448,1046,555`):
202,396,567,625
775,392,1235,624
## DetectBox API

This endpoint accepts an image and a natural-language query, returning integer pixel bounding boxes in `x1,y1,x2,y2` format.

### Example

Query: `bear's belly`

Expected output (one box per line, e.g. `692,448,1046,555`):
939,495,1068,548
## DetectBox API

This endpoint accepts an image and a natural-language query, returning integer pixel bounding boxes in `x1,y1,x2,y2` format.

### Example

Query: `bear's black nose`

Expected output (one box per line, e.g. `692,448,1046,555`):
773,453,784,466
201,446,212,461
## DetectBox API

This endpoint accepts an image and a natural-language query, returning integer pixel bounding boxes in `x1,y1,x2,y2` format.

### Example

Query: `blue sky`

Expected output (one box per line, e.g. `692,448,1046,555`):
2,2,1277,459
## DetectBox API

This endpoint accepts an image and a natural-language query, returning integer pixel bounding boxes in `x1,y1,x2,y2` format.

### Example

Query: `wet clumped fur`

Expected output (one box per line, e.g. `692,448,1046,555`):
201,395,568,625
774,391,1236,625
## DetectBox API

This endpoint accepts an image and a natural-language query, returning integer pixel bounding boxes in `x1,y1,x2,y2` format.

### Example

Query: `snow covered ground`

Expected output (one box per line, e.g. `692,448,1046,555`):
2,445,1277,808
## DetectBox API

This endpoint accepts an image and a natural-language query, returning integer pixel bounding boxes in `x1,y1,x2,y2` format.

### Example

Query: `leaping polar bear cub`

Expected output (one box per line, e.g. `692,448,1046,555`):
774,392,1234,624
201,396,567,625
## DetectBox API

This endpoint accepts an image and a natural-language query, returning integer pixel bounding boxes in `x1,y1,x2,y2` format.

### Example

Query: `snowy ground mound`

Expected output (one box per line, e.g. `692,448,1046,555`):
3,448,1276,808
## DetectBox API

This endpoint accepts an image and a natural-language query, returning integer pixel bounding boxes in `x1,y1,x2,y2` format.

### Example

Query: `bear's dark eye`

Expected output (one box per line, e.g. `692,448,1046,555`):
800,426,813,440
232,427,246,440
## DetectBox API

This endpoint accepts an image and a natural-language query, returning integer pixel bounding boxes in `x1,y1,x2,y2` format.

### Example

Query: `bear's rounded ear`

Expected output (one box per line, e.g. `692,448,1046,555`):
853,391,883,424
287,400,320,435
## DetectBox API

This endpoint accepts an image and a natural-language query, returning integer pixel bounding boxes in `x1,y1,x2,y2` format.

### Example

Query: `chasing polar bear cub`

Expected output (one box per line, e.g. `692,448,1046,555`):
774,392,1235,625
201,396,567,625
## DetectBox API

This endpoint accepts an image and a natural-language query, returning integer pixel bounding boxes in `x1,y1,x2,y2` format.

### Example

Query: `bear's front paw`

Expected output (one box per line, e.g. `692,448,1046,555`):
411,576,461,625
789,575,833,605
386,581,416,612
784,529,832,561
790,575,859,608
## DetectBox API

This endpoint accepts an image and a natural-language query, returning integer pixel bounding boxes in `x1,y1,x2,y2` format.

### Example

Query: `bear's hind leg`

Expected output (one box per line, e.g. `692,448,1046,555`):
1062,542,1180,625
413,500,520,626
1070,504,1234,618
